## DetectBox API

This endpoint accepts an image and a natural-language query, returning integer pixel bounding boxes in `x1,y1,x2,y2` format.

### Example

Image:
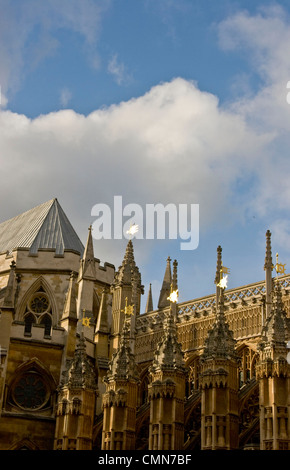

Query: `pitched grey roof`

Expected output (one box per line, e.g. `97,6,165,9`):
0,198,84,256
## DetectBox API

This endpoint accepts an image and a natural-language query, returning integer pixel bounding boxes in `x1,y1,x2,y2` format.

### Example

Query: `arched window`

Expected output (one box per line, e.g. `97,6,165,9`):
40,313,52,337
24,313,35,336
141,377,149,404
22,287,53,338
6,359,56,415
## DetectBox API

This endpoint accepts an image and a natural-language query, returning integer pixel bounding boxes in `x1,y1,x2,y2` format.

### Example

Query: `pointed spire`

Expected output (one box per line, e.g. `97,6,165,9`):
152,257,182,370
264,230,273,319
124,239,135,264
113,240,142,288
95,287,109,333
105,316,139,382
260,279,288,348
215,245,222,285
3,260,16,309
62,272,77,321
145,283,153,313
172,259,178,292
150,306,184,373
216,285,225,320
214,245,222,306
264,229,273,270
79,226,96,280
202,286,237,361
62,332,97,390
158,256,172,309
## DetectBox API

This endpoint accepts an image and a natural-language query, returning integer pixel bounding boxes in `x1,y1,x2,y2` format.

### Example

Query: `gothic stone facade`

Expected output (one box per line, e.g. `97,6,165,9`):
0,200,289,450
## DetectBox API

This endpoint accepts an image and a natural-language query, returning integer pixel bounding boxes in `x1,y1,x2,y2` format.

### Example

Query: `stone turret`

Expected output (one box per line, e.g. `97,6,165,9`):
199,248,239,450
54,332,98,450
148,269,186,451
256,279,290,450
102,314,139,450
201,288,237,362
110,240,143,355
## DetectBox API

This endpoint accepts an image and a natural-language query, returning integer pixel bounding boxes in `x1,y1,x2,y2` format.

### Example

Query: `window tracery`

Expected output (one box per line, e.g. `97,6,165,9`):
12,372,48,410
23,289,52,337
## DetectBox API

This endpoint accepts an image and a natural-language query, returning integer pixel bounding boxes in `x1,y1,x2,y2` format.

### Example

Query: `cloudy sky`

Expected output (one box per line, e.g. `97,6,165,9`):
1,0,290,311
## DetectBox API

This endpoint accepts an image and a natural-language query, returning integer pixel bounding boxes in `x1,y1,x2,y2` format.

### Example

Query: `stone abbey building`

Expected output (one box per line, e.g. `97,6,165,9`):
0,198,289,450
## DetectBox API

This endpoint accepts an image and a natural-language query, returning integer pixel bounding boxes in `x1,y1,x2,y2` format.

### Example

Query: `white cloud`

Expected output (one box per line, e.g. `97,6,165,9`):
218,6,290,129
0,77,270,267
107,54,132,85
217,6,290,247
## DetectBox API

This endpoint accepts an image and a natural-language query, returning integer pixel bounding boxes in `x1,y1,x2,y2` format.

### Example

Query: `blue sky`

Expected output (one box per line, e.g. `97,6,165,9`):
5,0,276,116
1,0,290,311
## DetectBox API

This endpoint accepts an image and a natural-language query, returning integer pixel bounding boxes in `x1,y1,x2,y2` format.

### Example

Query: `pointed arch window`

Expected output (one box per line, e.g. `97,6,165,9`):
23,288,53,338
39,313,52,337
6,360,56,414
24,313,35,336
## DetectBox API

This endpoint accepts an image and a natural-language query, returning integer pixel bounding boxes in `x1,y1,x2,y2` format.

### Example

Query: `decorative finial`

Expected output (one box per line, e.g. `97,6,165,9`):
168,260,179,303
215,245,222,285
172,259,178,292
264,230,273,270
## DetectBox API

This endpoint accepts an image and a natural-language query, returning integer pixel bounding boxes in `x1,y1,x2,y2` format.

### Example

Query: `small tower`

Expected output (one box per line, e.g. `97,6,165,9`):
102,314,139,450
148,266,186,451
54,332,98,450
256,279,290,450
110,240,143,355
199,248,239,450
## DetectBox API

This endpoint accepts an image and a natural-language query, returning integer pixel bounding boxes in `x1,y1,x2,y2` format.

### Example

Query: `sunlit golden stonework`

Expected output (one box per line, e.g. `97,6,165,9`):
0,200,289,450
